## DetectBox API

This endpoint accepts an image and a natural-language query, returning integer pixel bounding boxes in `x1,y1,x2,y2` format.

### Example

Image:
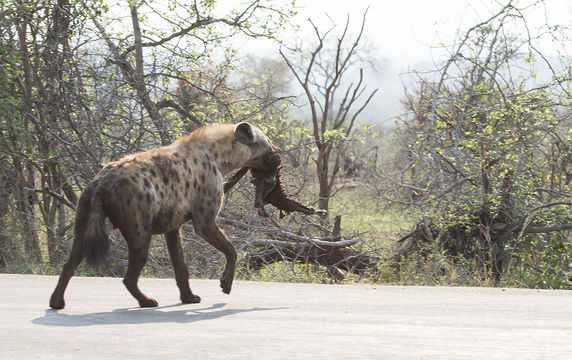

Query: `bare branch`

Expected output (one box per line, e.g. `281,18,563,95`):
156,99,201,126
24,188,76,210
230,236,359,248
524,224,572,233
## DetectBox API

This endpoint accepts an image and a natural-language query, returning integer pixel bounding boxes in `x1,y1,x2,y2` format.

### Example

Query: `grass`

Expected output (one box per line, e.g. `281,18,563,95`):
242,262,332,284
328,184,414,241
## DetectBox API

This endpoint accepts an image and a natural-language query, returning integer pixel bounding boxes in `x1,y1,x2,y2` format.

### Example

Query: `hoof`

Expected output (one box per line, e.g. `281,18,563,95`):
49,294,65,310
138,298,159,308
181,294,201,304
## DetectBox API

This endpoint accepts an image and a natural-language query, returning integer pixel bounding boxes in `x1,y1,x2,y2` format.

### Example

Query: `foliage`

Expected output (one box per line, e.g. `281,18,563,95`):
0,0,296,269
0,0,571,291
379,1,572,287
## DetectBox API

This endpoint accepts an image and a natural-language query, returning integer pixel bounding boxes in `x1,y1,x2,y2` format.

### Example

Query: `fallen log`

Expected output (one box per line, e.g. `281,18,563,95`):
221,217,375,277
219,216,349,245
243,241,374,276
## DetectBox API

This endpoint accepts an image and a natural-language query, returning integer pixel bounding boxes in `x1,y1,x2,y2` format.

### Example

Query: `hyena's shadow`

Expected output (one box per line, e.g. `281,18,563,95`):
32,302,286,327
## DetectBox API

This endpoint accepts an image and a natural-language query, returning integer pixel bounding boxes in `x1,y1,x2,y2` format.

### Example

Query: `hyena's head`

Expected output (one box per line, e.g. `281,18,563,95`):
234,122,280,171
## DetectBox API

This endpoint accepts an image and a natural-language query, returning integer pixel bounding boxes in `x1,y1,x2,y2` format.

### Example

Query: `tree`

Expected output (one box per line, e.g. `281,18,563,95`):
280,9,378,214
80,0,295,144
0,0,87,263
0,0,296,269
383,1,572,285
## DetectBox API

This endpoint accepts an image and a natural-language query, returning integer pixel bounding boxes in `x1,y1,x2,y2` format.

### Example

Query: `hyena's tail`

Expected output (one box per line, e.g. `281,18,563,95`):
74,184,110,267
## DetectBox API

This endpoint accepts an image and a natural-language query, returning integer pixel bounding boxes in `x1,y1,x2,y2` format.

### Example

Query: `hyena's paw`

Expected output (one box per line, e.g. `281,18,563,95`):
181,293,201,304
220,277,233,294
138,297,159,308
49,294,65,310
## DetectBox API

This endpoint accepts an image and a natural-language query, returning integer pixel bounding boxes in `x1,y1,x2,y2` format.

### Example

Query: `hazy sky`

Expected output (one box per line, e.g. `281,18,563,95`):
267,0,572,124
294,0,571,64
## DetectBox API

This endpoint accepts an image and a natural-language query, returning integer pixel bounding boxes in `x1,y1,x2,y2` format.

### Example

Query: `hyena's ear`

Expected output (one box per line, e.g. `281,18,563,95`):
235,122,255,144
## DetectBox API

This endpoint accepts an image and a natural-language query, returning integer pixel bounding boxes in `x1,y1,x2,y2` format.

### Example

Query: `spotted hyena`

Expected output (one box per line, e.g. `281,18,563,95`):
49,122,280,309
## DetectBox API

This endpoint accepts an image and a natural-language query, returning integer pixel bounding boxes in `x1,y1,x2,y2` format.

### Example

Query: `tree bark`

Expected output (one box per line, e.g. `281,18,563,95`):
14,12,42,262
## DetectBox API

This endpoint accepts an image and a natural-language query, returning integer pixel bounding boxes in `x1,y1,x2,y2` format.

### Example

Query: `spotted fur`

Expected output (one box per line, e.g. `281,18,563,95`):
50,122,279,309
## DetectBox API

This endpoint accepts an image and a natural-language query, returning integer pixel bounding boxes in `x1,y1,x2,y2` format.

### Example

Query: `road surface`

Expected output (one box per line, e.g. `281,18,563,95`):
0,274,571,359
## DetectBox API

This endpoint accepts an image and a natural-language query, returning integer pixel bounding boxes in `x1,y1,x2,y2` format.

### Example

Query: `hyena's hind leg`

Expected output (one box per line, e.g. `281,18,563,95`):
122,227,157,307
49,241,85,309
165,228,201,304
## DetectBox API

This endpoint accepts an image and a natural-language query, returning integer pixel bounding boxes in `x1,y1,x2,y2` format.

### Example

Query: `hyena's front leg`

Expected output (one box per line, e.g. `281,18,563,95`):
194,220,237,294
122,229,158,307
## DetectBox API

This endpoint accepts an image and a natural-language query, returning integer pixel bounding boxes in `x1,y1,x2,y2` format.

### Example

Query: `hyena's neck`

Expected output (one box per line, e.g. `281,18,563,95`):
208,141,251,176
175,139,250,176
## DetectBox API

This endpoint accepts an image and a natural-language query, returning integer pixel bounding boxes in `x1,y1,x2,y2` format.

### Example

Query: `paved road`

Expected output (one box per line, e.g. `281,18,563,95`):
1,274,571,359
